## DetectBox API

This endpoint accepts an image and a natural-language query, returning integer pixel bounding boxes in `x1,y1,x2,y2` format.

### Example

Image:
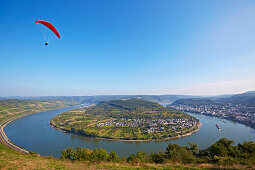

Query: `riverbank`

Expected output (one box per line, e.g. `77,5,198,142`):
0,116,30,154
181,110,255,129
50,121,202,142
0,100,78,153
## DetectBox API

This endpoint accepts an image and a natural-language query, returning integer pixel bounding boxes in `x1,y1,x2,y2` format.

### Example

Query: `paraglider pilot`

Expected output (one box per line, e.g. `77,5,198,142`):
35,20,60,46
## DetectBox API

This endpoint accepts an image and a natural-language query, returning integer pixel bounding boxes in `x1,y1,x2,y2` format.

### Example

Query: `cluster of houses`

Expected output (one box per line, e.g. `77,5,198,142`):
79,104,95,110
96,117,197,133
170,104,255,128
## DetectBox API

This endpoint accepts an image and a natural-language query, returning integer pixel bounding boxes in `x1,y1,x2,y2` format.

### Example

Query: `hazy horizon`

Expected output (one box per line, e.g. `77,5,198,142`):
0,89,253,97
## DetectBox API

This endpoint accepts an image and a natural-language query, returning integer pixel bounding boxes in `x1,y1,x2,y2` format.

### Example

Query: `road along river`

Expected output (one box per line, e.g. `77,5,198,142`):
4,106,255,157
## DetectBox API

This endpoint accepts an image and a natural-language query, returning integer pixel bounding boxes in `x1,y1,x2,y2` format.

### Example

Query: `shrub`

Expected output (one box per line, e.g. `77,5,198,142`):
165,144,196,164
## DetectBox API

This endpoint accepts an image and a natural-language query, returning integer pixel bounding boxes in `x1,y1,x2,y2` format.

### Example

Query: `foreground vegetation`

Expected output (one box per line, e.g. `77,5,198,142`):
0,143,208,169
1,139,254,169
60,138,255,167
51,99,199,140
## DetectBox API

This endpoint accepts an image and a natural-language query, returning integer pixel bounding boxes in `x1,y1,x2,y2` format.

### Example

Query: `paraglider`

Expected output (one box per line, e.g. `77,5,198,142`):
35,20,60,45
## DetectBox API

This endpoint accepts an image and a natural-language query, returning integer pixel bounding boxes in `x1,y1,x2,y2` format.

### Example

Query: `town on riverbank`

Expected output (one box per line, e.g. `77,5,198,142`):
169,104,255,129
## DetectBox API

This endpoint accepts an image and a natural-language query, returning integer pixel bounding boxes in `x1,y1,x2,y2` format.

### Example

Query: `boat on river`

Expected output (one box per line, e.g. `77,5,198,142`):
216,124,221,130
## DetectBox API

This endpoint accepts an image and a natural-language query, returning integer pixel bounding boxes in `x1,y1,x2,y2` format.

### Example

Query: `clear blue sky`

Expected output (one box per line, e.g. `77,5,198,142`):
1,0,255,96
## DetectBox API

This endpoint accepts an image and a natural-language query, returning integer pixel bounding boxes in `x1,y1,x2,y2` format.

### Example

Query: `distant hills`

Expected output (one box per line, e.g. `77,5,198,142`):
0,95,197,105
171,91,255,109
216,91,255,106
171,98,218,107
1,91,255,108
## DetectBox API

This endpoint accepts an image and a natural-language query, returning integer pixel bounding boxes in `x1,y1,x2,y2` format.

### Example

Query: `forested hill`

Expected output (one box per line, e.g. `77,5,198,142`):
171,91,255,107
171,98,218,107
83,98,192,119
216,91,255,106
98,98,161,110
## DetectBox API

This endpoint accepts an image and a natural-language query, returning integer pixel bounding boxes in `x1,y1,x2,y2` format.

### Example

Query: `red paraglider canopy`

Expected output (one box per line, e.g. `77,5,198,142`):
35,20,60,38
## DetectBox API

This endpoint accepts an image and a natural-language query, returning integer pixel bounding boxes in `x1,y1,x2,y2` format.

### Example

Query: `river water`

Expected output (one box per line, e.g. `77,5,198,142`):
4,105,255,158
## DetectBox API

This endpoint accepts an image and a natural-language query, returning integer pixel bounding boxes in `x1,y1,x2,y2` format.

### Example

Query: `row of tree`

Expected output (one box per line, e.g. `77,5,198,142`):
60,138,255,165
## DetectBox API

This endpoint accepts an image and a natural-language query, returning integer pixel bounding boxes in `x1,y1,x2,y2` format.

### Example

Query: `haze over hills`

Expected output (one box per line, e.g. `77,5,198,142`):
1,91,255,107
0,95,199,105
171,98,218,107
171,91,255,108
216,91,255,106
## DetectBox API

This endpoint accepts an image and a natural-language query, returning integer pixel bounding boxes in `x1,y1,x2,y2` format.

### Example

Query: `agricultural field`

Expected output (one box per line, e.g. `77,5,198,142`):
0,99,78,124
51,99,199,140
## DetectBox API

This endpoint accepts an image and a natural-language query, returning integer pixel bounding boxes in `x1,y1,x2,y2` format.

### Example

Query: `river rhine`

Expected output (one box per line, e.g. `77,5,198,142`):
4,105,255,158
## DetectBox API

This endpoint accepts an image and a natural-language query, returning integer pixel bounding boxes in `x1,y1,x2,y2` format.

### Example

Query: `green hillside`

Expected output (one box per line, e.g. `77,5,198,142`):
51,99,199,140
0,99,77,123
171,98,218,107
217,91,255,105
171,91,255,107
100,98,160,110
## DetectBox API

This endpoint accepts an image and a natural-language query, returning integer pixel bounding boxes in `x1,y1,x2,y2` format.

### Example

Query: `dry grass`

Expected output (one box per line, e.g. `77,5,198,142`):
1,143,255,170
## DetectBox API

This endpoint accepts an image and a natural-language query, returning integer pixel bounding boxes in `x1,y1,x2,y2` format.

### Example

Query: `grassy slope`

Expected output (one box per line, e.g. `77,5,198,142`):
0,143,211,170
1,143,252,169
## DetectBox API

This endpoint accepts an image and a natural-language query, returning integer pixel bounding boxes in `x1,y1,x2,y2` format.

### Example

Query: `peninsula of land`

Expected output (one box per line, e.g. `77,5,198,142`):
51,99,200,140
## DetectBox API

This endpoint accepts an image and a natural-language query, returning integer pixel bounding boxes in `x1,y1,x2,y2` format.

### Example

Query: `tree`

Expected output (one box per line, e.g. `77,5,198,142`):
60,147,76,160
74,147,90,160
150,151,166,163
238,141,255,159
185,142,198,155
207,138,239,158
97,148,109,161
135,152,150,163
127,154,137,163
165,143,195,164
108,151,120,162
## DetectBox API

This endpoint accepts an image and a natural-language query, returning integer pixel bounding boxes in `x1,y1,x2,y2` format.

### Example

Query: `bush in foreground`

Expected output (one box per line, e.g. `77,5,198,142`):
60,138,255,166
